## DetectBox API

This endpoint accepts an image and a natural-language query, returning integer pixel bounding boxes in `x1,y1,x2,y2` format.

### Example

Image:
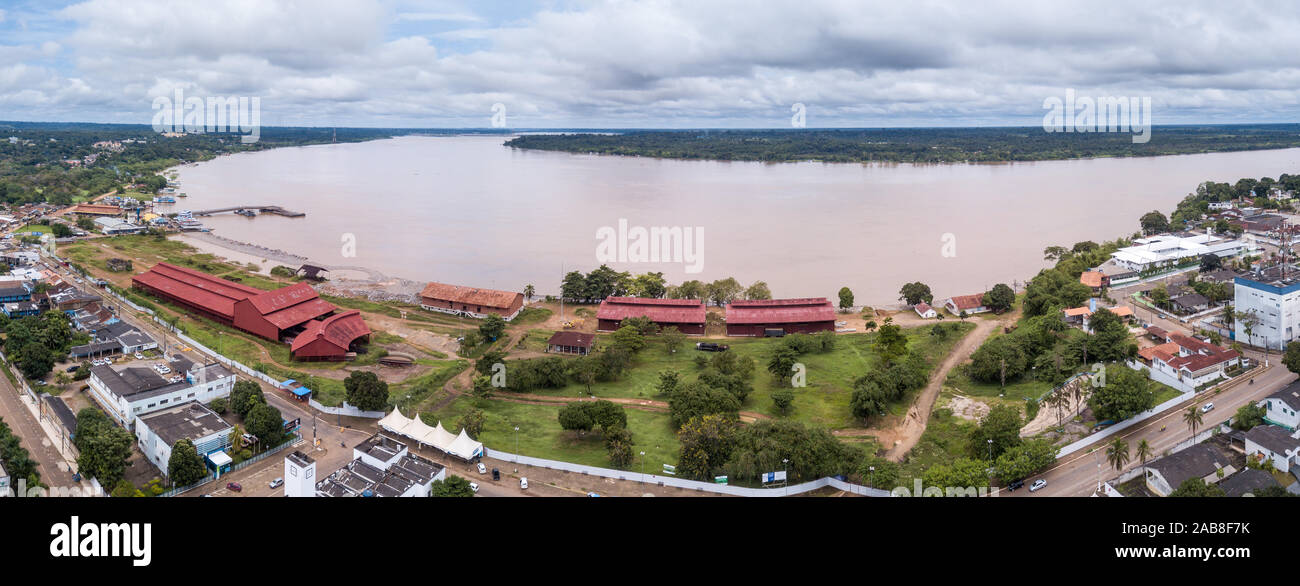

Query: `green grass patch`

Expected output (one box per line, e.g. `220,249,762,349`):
898,407,977,486
422,396,680,471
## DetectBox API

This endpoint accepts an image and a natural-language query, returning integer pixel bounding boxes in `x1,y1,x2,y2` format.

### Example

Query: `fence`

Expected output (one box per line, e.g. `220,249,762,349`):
159,433,303,497
308,399,386,419
482,447,893,497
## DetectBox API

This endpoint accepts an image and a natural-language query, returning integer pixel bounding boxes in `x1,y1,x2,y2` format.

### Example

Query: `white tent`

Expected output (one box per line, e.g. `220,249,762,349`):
379,409,483,460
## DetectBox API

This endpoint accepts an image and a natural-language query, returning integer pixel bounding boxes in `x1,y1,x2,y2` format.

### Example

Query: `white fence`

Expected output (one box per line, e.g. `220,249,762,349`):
308,399,386,419
482,447,892,497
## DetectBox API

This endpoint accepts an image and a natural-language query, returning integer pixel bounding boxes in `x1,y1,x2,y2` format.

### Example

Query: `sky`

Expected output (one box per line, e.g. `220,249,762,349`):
1,0,1299,128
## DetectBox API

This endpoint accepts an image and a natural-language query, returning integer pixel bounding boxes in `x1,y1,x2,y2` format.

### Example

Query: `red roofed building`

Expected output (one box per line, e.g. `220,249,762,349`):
596,297,706,334
232,282,336,341
290,310,371,361
943,293,990,316
133,262,368,360
1137,331,1241,390
419,282,524,320
725,298,835,336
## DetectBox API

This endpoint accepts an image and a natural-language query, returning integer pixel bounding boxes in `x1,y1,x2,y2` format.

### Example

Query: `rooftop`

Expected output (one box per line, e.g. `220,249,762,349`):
137,401,232,446
547,330,595,348
726,297,836,324
420,281,521,310
1244,424,1300,456
597,296,706,324
1147,443,1234,491
1266,383,1300,412
1218,468,1279,498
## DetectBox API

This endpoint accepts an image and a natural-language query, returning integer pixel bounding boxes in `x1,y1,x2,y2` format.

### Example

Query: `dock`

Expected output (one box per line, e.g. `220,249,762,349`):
191,205,305,218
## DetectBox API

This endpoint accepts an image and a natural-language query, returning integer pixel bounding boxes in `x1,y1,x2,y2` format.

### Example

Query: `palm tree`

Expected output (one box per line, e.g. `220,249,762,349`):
1183,405,1204,438
523,284,535,302
1135,439,1152,478
1106,438,1130,473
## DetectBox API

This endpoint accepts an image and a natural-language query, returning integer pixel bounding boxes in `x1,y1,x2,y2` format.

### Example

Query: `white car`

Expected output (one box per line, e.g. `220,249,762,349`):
477,462,487,474
1201,402,1215,413
469,482,479,493
1029,479,1047,492
134,352,144,360
520,477,529,490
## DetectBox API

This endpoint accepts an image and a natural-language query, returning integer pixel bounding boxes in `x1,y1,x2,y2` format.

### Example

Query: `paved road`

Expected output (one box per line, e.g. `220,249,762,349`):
0,375,77,489
1005,361,1293,497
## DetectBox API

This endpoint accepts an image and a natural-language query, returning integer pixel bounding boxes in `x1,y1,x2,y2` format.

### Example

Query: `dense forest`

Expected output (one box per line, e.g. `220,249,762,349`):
504,125,1300,164
0,122,425,205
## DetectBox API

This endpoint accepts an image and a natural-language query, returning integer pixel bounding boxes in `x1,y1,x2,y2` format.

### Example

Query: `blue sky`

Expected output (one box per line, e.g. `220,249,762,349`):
3,0,1300,128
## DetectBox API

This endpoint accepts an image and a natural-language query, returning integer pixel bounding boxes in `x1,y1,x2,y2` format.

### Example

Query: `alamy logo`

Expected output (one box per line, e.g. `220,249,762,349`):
1042,88,1151,144
491,362,507,388
50,516,152,567
151,88,261,144
595,219,705,273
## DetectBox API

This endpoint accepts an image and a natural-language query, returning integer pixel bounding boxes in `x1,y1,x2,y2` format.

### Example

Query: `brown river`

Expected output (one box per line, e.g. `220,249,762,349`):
172,135,1300,305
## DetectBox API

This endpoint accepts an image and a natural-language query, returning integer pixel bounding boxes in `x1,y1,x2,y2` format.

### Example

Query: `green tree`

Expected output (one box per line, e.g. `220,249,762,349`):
771,388,795,414
706,277,743,307
993,440,1058,482
969,336,1028,384
18,342,55,380
668,380,741,429
1168,478,1225,497
1284,341,1300,375
660,326,685,356
431,475,475,497
479,314,506,341
859,456,900,489
610,324,646,353
722,419,862,483
245,402,287,448
1231,403,1266,431
456,408,485,439
604,425,636,468
1088,366,1156,421
872,317,908,365
745,281,772,300
568,356,601,394
921,458,989,493
73,408,134,487
1183,405,1204,437
343,371,389,411
898,282,933,306
1139,210,1170,235
1135,439,1152,478
982,283,1015,313
1105,437,1130,473
837,286,854,310
523,284,535,301
167,439,209,486
767,345,800,385
968,404,1024,460
676,414,738,480
230,380,265,418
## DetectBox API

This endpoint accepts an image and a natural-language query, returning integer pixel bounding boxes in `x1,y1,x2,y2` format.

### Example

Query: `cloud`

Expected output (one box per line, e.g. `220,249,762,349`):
3,0,1300,126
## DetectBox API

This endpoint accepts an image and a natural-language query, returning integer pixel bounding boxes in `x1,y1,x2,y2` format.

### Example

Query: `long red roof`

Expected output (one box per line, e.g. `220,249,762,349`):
291,310,371,355
596,297,706,324
245,283,335,328
726,298,835,324
132,262,263,319
420,282,521,310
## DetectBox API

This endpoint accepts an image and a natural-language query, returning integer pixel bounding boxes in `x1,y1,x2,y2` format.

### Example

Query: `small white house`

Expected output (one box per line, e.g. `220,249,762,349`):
1243,425,1300,475
1260,385,1300,430
914,302,937,319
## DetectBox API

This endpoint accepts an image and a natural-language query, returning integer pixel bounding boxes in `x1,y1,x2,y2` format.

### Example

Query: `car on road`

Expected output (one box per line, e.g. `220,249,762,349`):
477,462,487,474
65,365,79,373
1029,479,1047,492
519,477,529,490
469,482,479,493
1201,402,1215,413
226,482,242,492
1006,479,1025,491
269,478,283,489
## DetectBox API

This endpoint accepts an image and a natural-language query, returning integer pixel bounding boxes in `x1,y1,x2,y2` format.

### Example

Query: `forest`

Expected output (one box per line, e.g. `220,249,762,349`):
505,124,1300,164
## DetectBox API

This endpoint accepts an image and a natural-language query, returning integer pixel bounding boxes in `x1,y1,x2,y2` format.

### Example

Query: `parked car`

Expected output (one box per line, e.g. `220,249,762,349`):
226,482,242,492
134,352,144,360
492,468,500,481
587,492,601,497
519,477,529,490
1201,402,1215,413
268,478,284,489
65,365,79,373
477,462,487,474
469,482,479,493
1029,479,1047,492
1006,479,1025,491
695,342,730,352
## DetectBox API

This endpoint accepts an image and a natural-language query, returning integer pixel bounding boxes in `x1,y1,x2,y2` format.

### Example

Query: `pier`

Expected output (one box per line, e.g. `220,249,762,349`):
191,205,306,218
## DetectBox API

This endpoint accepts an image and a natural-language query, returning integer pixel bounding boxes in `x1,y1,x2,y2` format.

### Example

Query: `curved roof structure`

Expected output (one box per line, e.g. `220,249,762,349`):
290,310,371,357
243,282,335,329
132,262,263,320
597,296,706,324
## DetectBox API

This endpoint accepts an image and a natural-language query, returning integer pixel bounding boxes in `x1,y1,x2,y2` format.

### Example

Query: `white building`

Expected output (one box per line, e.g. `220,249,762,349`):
1208,201,1235,211
913,302,937,319
313,434,446,497
86,361,236,428
1233,266,1300,351
284,451,317,497
1259,384,1300,430
1110,233,1246,273
1243,425,1300,475
1132,332,1240,393
92,217,145,235
134,401,232,477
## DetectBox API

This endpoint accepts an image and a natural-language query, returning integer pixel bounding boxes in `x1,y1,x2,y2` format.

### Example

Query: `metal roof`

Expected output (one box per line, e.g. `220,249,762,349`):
726,298,835,324
132,262,263,319
420,281,522,310
290,310,371,356
597,296,706,324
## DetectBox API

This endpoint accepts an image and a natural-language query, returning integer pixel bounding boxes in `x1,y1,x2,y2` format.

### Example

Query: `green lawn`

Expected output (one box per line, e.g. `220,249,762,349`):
897,407,976,486
422,395,680,471
14,224,53,235
509,323,976,430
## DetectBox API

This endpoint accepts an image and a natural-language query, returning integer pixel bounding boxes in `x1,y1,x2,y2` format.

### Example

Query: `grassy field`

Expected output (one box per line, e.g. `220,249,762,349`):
422,395,680,471
508,322,976,430
897,406,976,486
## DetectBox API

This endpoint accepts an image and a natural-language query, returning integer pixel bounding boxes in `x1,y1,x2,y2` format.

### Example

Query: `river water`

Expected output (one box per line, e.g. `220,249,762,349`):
173,135,1300,305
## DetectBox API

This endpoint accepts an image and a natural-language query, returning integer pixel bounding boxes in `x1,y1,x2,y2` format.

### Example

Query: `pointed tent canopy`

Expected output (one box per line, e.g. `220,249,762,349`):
378,409,483,460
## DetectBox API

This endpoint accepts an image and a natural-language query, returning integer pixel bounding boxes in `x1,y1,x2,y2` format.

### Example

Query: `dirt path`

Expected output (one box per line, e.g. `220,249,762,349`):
830,315,1009,460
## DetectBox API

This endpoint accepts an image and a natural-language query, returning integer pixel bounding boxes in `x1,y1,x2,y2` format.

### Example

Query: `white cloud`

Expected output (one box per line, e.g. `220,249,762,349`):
3,0,1300,126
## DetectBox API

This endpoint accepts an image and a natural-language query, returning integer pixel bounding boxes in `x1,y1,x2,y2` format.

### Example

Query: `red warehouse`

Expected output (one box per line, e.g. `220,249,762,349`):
725,298,836,336
419,282,524,320
290,310,372,361
596,297,706,335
